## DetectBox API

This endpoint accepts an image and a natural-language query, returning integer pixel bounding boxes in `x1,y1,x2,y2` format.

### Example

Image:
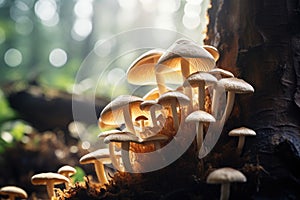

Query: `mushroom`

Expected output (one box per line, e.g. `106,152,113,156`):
218,77,254,123
228,127,256,155
79,148,119,184
135,115,148,133
157,91,190,131
207,167,246,200
100,95,147,134
57,165,76,189
156,38,215,95
185,110,216,150
208,68,235,117
203,45,220,61
31,172,69,199
98,129,124,170
142,86,173,100
0,186,27,200
140,100,163,128
184,71,217,110
104,132,140,172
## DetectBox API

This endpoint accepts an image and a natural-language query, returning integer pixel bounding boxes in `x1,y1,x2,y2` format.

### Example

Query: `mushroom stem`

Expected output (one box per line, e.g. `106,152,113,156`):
46,181,55,199
109,143,122,171
122,107,135,134
155,69,167,95
198,81,205,110
170,100,179,131
121,142,133,172
220,183,230,200
211,85,222,119
149,107,158,127
196,122,204,150
237,135,245,155
8,194,16,200
181,59,193,112
94,160,108,184
220,91,235,124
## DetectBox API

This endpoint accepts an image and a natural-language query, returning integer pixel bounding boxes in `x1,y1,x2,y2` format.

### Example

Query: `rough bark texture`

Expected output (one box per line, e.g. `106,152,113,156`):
206,0,300,198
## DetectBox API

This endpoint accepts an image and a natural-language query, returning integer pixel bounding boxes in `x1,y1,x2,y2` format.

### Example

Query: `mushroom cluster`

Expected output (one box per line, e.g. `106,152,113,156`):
28,38,256,199
85,38,256,199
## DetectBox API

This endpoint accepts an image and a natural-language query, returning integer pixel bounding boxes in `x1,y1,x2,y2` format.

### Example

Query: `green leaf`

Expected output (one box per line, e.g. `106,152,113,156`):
71,166,86,183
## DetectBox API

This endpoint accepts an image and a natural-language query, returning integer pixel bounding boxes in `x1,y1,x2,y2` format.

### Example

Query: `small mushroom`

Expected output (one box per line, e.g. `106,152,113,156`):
31,172,69,199
218,77,254,123
207,167,246,200
135,115,148,133
157,91,190,131
228,127,256,155
57,165,76,189
79,148,118,184
185,110,216,150
104,132,140,172
140,100,162,128
184,71,217,110
0,186,27,200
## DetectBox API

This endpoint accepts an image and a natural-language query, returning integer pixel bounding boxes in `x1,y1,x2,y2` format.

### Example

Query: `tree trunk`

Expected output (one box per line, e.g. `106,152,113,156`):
206,0,300,197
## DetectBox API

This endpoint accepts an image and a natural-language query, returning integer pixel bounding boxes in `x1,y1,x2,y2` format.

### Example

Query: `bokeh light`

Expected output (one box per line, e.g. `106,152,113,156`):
71,18,93,41
49,48,68,67
15,16,34,35
4,48,23,67
74,0,93,18
34,0,57,21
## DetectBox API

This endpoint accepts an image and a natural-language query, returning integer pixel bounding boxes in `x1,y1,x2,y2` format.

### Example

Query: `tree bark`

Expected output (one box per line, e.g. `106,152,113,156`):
206,0,300,197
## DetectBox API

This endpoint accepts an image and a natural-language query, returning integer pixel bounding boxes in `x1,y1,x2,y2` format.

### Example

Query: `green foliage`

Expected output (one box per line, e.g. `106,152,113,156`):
72,166,86,183
0,90,16,123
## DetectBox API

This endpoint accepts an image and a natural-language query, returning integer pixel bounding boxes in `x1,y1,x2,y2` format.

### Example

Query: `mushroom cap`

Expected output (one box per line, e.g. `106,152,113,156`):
135,115,148,122
98,129,122,138
126,49,183,85
141,134,169,143
207,167,247,184
203,45,220,61
208,68,234,79
228,127,256,137
0,186,28,199
79,148,119,165
31,172,70,185
100,95,147,125
156,38,215,74
218,77,254,93
127,49,164,85
104,132,140,144
140,100,162,111
98,118,119,130
183,71,218,87
157,91,190,106
142,87,172,100
185,110,216,123
57,165,77,175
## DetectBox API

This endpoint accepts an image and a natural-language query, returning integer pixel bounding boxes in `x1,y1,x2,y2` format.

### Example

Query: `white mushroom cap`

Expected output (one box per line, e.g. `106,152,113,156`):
157,38,216,74
208,68,234,79
98,129,122,138
185,110,216,123
127,49,165,85
0,186,27,199
218,77,254,93
31,172,70,185
79,148,115,165
58,165,76,176
183,71,218,88
203,45,220,61
228,127,256,137
207,167,247,184
157,91,190,106
141,134,169,143
104,132,140,144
